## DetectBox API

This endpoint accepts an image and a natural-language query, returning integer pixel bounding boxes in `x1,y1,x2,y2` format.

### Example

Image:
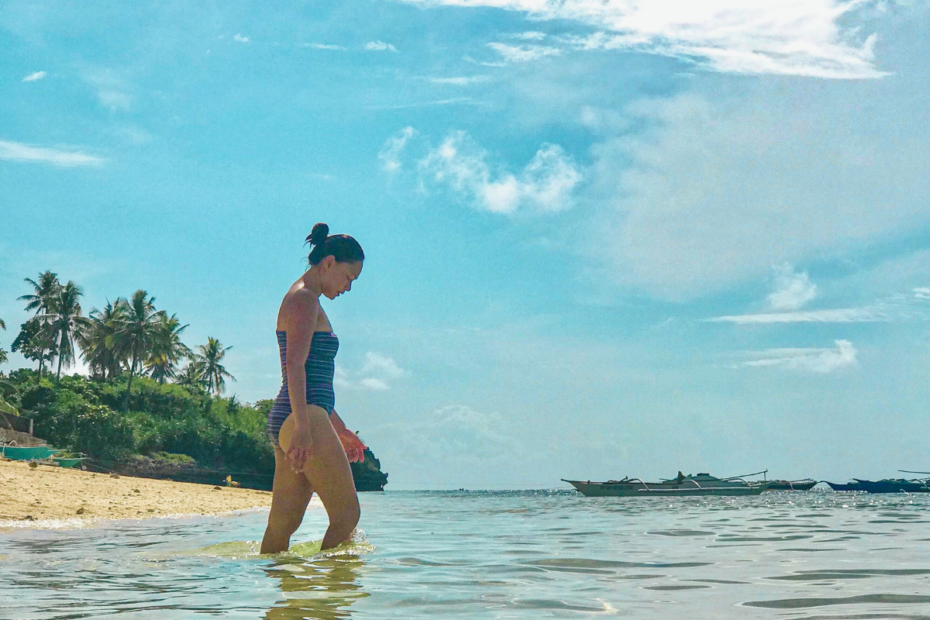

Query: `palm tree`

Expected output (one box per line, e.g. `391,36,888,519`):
110,290,164,401
17,271,60,380
196,337,235,395
146,313,191,383
0,316,5,330
41,281,88,381
175,361,205,389
78,300,125,380
19,271,61,314
0,316,6,368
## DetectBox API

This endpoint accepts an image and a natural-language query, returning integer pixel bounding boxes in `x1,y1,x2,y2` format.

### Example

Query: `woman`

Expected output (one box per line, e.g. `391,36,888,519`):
260,223,368,554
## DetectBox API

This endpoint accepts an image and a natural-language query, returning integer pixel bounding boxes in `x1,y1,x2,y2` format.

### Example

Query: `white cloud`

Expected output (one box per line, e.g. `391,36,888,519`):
709,308,884,324
360,352,405,379
336,352,406,390
739,340,857,373
428,76,489,85
0,140,104,167
83,70,131,111
398,0,886,78
487,42,561,63
590,83,930,299
365,41,398,52
391,405,510,461
233,34,250,43
767,263,818,311
368,97,479,110
379,126,416,173
418,131,581,214
913,287,930,300
301,43,346,50
359,377,390,391
516,31,546,41
22,71,46,82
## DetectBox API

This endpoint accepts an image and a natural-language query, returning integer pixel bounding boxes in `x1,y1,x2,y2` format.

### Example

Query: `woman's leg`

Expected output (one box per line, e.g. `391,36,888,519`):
260,445,314,554
277,409,360,551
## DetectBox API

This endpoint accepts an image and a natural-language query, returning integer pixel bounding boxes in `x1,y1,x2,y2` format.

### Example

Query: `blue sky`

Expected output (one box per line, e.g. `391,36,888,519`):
3,0,930,488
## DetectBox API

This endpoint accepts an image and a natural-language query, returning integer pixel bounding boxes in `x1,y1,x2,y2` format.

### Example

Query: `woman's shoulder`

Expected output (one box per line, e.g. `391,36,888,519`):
279,286,320,325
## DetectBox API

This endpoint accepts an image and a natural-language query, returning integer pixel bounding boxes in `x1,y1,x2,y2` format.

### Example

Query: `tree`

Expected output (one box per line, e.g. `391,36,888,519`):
0,316,6,368
146,313,191,383
79,301,125,380
41,281,88,381
175,361,205,389
110,290,164,402
17,271,61,380
196,337,235,395
11,318,56,382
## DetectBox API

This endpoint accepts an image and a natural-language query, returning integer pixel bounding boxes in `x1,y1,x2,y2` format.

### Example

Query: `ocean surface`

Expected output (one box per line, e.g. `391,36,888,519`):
2,490,930,619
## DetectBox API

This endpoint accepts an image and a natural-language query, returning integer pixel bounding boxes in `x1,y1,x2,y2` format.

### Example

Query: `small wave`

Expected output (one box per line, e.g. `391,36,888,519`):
743,594,930,609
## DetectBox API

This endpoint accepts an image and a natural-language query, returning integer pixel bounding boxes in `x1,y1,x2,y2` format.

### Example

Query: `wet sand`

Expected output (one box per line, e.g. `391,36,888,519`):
0,459,272,527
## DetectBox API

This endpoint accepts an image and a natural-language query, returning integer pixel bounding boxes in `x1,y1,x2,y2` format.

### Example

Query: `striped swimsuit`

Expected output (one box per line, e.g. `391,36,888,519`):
267,330,339,447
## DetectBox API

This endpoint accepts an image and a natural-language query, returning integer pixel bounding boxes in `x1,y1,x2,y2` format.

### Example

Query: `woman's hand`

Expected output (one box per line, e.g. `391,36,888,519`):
286,422,314,472
331,410,367,463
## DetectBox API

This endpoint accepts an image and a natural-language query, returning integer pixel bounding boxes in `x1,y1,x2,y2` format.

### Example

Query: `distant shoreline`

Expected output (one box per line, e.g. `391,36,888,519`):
0,459,274,530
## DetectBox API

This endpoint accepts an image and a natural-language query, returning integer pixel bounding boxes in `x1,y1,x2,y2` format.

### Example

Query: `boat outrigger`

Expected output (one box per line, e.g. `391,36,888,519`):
563,471,768,497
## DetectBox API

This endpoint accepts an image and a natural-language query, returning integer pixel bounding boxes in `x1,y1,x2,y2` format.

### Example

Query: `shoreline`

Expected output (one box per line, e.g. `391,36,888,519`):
0,459,274,530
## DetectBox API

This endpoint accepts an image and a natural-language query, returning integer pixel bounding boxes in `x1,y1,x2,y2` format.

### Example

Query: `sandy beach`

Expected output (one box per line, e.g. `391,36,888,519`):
0,459,273,527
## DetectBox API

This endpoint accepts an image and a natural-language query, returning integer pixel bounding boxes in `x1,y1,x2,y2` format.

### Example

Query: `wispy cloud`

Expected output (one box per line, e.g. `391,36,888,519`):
300,43,346,51
365,40,398,52
379,127,417,173
22,71,46,82
83,70,131,111
335,352,406,391
487,42,561,63
739,340,857,373
767,263,818,311
0,140,104,167
367,97,480,110
398,0,886,78
913,287,930,300
427,76,489,85
419,131,582,215
708,308,884,325
233,34,250,43
516,31,546,41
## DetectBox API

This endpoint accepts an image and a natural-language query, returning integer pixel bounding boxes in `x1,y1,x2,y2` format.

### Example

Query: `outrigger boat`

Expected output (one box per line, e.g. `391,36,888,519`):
825,471,930,493
764,478,818,491
563,471,767,497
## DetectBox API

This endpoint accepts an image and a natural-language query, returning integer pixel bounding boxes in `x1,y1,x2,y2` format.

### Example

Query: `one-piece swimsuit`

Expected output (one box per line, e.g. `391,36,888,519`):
267,329,339,447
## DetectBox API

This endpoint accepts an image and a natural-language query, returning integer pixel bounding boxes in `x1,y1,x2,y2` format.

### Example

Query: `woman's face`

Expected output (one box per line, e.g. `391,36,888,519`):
319,258,362,300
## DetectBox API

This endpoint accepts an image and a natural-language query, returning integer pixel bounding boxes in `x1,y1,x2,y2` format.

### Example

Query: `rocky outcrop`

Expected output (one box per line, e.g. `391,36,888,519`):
351,448,389,491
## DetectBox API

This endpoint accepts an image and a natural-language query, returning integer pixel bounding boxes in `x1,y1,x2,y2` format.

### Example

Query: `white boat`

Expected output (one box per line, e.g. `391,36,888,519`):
563,472,767,497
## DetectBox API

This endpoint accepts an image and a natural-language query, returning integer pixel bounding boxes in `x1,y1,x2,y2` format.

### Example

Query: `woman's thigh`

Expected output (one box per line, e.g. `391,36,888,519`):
269,445,313,515
278,410,358,519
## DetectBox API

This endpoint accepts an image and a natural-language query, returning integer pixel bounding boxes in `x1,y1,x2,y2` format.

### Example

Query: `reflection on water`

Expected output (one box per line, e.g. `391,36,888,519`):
2,491,930,619
263,555,368,620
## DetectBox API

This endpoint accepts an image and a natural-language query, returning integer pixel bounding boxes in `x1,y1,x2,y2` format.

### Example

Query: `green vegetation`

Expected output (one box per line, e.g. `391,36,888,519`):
0,271,388,491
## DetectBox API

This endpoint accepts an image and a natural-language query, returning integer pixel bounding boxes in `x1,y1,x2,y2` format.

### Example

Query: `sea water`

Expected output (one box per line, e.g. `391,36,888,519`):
2,490,930,619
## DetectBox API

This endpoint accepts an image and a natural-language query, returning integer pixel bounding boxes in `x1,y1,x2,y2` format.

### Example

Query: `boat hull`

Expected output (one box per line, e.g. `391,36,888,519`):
765,480,817,491
564,479,765,497
853,479,929,494
1,446,60,461
825,481,862,491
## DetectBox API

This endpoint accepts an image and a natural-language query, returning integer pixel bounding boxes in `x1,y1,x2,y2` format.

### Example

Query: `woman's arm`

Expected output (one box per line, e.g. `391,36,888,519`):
331,410,367,463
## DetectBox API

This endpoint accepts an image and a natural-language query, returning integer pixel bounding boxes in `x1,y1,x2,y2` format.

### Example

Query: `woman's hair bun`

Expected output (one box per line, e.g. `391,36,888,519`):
307,223,329,246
